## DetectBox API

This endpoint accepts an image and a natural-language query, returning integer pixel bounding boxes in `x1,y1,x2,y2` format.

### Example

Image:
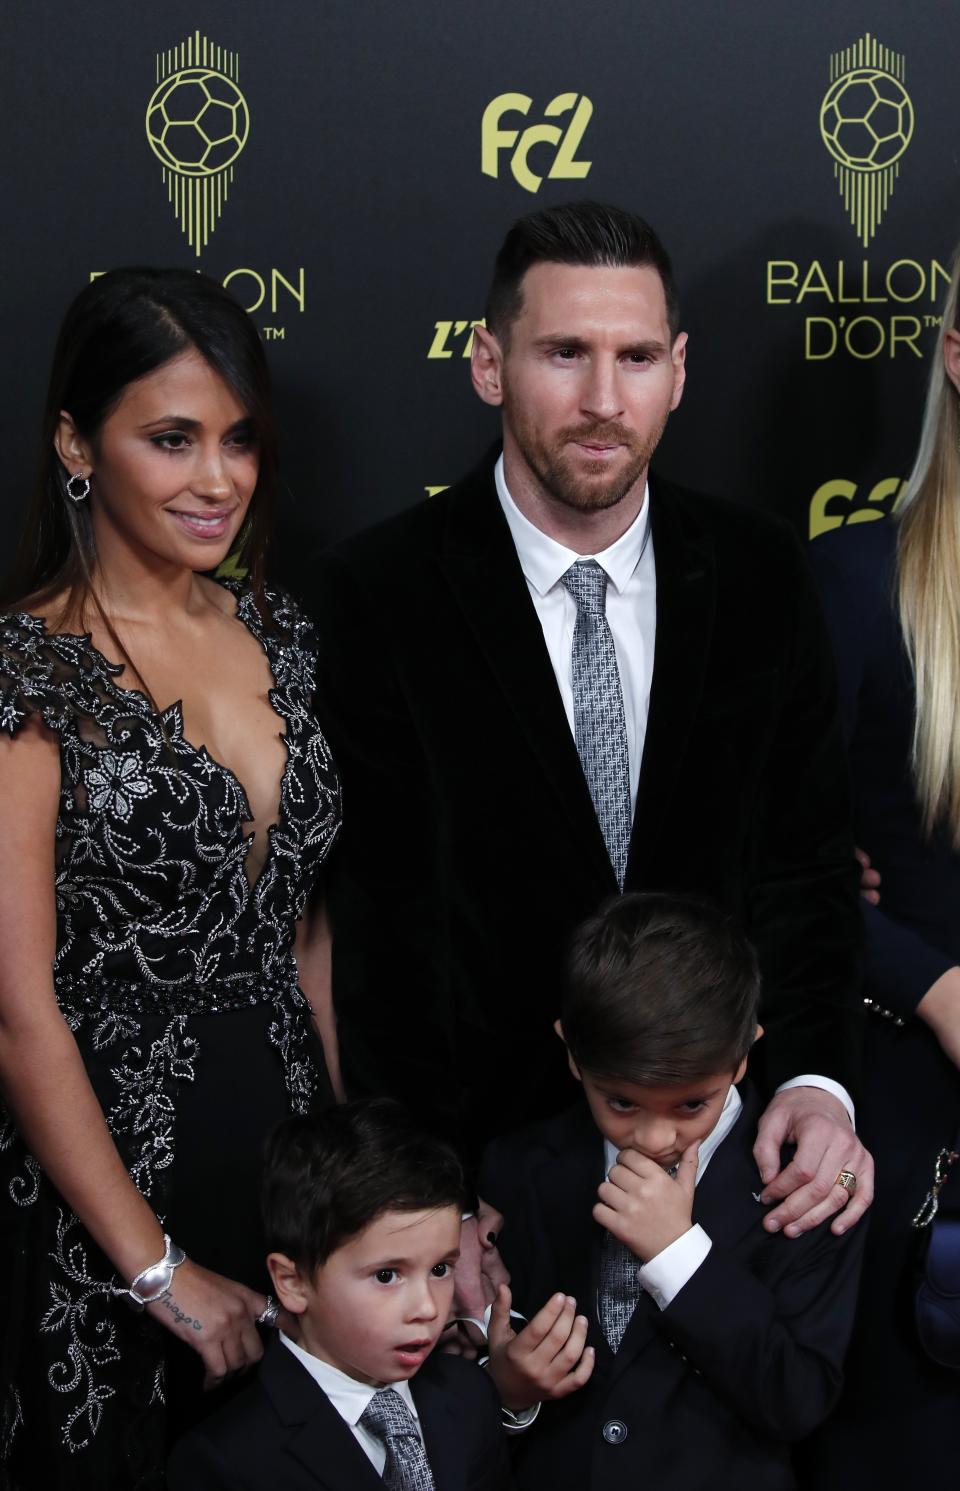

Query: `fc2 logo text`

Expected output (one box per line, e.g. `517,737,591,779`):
481,92,593,193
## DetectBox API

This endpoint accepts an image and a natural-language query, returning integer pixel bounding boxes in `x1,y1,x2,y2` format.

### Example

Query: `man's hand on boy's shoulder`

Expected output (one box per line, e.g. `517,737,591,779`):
753,1087,874,1239
486,1284,595,1413
594,1142,700,1262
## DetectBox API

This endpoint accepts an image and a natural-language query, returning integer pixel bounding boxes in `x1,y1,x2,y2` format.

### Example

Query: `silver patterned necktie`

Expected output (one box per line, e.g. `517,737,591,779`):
560,560,632,889
359,1388,436,1491
598,1228,645,1351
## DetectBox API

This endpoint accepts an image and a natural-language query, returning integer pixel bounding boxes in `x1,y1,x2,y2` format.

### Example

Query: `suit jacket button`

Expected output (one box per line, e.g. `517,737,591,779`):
602,1419,628,1445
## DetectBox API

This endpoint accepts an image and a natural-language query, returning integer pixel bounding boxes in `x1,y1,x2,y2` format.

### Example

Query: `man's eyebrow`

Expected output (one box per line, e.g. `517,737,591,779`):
531,334,669,356
532,334,591,350
621,339,668,357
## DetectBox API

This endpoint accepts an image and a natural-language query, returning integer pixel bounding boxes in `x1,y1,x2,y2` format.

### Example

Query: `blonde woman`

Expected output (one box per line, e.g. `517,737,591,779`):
805,257,960,1485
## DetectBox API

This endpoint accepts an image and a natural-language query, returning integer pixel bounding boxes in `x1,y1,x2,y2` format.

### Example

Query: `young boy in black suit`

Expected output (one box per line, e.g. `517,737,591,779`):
168,1100,512,1490
480,894,867,1491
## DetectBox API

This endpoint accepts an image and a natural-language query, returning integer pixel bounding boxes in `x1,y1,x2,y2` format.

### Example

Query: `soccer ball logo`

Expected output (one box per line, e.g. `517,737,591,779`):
820,68,913,171
146,68,249,176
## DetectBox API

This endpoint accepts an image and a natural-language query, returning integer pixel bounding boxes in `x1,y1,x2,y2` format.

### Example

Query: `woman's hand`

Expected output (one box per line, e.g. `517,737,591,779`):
440,1201,511,1359
145,1259,268,1389
917,966,960,1070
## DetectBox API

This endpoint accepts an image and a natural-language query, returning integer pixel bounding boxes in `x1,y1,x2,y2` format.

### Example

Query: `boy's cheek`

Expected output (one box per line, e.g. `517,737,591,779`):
435,1279,457,1324
597,1118,630,1148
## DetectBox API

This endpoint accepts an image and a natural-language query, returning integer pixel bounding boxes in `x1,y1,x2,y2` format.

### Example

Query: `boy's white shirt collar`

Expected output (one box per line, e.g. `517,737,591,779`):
278,1332,420,1427
602,1080,743,1182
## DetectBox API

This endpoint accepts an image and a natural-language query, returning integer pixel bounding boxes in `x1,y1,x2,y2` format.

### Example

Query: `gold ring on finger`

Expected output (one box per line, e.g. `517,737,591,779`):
835,1169,857,1196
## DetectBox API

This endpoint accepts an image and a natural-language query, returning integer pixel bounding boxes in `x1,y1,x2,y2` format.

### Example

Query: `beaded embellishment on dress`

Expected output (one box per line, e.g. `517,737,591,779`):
0,585,341,1477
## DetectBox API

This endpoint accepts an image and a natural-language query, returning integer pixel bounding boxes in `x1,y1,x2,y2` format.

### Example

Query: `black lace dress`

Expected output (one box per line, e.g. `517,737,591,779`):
0,585,341,1490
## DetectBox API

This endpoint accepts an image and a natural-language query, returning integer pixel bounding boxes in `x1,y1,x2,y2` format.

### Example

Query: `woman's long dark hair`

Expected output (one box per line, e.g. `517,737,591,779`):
4,267,277,629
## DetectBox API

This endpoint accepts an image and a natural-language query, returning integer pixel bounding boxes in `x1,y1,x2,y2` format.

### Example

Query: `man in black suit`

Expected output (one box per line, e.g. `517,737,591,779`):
168,1102,512,1490
479,895,867,1490
311,202,872,1276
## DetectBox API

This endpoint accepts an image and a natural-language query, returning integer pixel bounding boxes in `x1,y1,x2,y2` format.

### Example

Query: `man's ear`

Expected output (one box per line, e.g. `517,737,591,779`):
267,1252,310,1315
470,324,505,408
669,331,688,411
553,1018,582,1084
54,411,94,479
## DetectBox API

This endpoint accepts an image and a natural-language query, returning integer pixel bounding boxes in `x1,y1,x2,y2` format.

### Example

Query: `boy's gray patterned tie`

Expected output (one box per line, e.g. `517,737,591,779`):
359,1388,436,1490
560,560,632,888
599,1228,644,1351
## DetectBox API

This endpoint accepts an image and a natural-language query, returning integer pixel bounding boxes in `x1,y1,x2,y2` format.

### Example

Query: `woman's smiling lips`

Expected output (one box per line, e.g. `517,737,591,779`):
165,506,237,540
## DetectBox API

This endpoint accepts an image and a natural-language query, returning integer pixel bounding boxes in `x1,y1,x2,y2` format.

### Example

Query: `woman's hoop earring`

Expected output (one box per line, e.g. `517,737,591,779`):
65,472,91,504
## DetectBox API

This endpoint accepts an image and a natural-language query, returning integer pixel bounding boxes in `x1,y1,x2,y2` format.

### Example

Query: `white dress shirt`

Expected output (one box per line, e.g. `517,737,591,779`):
494,456,855,1125
279,1333,423,1476
495,454,654,813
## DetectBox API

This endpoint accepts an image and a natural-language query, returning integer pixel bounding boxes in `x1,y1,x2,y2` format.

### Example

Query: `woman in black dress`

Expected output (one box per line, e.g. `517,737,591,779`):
805,256,960,1483
0,269,341,1488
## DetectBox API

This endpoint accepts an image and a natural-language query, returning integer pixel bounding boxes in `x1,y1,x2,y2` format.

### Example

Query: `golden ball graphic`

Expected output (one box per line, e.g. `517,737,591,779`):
820,68,913,171
146,68,249,177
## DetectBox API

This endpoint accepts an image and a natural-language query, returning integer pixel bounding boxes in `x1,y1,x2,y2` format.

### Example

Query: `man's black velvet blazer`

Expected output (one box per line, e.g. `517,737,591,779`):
310,455,863,1156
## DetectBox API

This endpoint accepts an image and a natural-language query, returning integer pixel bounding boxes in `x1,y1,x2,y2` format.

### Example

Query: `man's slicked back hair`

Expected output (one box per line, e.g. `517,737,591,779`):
485,200,680,344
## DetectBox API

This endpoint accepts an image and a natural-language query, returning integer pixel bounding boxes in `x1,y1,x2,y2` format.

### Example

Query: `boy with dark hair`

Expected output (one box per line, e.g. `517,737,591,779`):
168,1100,512,1490
481,894,866,1491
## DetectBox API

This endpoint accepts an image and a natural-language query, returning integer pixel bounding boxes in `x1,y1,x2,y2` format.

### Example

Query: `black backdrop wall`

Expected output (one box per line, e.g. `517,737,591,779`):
3,0,959,596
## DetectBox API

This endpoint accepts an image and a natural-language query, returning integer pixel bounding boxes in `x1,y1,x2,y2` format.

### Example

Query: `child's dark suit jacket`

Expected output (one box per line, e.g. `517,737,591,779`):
480,1085,866,1491
167,1338,513,1490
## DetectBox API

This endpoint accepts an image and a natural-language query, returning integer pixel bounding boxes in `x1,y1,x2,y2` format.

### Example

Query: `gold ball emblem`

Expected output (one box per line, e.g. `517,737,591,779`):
820,68,913,172
146,67,249,177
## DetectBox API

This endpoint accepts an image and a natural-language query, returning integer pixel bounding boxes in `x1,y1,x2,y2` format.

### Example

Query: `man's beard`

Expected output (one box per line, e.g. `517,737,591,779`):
506,407,668,514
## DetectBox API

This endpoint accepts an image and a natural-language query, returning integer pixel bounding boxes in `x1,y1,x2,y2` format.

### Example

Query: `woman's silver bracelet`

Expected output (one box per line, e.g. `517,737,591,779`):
113,1233,186,1311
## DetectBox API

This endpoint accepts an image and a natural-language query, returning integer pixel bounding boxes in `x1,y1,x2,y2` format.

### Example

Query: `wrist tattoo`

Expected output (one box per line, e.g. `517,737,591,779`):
162,1295,203,1332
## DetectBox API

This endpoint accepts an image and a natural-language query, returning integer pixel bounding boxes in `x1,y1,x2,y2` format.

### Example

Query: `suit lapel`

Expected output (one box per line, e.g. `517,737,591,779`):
540,1116,661,1381
530,1108,617,1371
438,462,615,890
533,1109,608,1306
258,1340,389,1491
437,463,719,890
411,1366,466,1491
691,1086,768,1253
628,478,716,883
